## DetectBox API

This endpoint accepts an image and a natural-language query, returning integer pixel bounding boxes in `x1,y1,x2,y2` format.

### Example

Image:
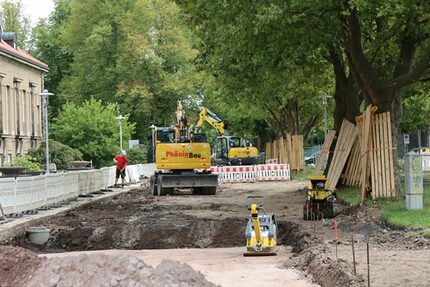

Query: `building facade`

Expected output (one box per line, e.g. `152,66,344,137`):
0,29,48,165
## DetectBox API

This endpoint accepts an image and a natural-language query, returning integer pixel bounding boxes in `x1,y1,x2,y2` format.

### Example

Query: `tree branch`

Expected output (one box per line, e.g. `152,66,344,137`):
344,8,386,102
389,43,430,90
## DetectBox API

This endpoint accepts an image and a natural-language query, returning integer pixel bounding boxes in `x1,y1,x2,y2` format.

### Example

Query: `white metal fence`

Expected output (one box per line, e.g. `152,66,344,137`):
0,164,155,217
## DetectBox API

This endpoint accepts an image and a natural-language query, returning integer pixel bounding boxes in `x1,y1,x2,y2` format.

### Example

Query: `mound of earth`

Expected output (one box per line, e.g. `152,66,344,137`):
1,246,217,287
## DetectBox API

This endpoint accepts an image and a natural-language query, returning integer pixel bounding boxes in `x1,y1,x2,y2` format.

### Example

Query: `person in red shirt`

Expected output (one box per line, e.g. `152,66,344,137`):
113,150,128,187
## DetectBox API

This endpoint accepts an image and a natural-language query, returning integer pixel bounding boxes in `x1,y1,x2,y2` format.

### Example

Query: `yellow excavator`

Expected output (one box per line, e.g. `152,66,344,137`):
149,101,218,196
190,107,259,166
244,196,277,256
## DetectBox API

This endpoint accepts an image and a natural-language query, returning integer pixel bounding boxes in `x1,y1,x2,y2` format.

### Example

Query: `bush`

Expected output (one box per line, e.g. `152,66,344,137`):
29,140,83,171
126,145,147,165
12,155,41,172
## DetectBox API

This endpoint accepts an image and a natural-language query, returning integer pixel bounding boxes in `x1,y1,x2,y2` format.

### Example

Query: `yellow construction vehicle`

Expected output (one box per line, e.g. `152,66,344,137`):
244,196,277,256
303,175,336,220
190,107,259,165
149,101,218,196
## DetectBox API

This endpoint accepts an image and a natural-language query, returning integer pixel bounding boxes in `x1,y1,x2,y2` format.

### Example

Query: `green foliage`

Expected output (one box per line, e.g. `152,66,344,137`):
11,155,41,172
337,186,362,206
29,139,83,171
292,166,315,181
338,185,430,229
31,0,73,115
0,0,31,49
51,0,198,141
125,146,147,165
180,1,333,144
51,98,135,168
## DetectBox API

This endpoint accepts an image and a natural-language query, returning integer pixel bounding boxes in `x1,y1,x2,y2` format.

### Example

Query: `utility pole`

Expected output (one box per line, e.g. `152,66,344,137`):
320,93,331,138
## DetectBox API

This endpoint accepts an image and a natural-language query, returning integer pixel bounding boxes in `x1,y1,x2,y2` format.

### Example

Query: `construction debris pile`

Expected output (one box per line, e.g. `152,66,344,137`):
0,246,217,287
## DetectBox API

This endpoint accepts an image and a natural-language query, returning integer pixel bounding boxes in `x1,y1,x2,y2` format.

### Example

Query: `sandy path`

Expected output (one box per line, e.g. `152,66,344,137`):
44,246,319,287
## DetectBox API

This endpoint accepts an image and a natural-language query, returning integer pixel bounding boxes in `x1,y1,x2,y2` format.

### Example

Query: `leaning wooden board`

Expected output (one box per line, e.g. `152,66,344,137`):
312,130,336,176
326,119,358,191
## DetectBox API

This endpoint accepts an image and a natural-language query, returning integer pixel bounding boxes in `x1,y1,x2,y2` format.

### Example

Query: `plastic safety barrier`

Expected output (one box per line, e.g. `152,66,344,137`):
221,166,256,183
255,164,290,181
208,164,290,183
0,164,149,217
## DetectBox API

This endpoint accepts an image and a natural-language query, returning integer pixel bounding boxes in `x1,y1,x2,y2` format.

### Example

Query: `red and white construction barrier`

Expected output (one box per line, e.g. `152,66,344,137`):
266,158,278,164
221,166,256,183
255,164,290,181
208,164,290,183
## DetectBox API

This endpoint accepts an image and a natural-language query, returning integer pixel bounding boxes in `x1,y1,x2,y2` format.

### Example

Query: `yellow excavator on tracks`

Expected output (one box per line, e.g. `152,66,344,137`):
190,107,259,166
244,196,277,256
149,101,218,196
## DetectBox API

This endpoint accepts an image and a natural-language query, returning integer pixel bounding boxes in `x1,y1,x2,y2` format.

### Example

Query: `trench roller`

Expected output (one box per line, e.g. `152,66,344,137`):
244,196,277,256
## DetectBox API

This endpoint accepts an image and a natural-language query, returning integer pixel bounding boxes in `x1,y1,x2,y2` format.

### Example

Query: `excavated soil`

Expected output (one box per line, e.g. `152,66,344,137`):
9,180,430,287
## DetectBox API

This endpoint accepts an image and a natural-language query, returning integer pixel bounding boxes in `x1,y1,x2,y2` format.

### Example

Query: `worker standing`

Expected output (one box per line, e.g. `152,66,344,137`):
113,150,128,187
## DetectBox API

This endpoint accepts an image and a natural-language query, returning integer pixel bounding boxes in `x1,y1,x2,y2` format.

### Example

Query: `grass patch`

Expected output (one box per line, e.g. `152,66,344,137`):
292,165,314,180
337,184,430,229
381,185,430,229
337,186,362,205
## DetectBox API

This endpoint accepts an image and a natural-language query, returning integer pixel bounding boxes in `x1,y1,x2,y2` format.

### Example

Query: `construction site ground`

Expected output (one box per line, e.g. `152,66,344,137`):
4,180,430,286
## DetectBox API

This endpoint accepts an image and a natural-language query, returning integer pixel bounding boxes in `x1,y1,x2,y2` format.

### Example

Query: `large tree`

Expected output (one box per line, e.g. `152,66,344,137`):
179,1,332,143
0,0,31,49
56,0,198,140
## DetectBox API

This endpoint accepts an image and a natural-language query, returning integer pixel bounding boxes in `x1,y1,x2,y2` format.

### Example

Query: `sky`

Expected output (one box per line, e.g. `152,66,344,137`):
21,0,54,24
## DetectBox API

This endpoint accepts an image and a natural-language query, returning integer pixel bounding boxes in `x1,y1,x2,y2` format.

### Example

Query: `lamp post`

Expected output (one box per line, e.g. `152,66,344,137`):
319,93,331,138
40,89,54,174
117,115,124,151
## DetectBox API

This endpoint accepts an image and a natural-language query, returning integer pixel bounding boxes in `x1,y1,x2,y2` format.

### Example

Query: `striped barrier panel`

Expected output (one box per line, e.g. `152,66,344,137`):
255,164,290,181
266,159,278,164
221,166,256,183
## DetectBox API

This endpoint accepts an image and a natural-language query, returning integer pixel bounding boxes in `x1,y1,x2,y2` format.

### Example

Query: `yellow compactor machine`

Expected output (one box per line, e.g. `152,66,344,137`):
244,196,277,256
303,176,336,220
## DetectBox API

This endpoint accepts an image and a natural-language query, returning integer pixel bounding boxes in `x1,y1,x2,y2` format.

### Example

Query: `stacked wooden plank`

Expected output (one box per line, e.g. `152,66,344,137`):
265,142,272,161
340,139,361,186
328,105,395,200
369,112,395,198
312,130,336,176
265,134,304,170
326,120,358,191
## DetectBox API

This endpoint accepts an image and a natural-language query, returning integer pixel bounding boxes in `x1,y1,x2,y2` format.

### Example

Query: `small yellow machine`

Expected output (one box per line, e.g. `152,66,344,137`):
303,175,336,220
244,196,277,256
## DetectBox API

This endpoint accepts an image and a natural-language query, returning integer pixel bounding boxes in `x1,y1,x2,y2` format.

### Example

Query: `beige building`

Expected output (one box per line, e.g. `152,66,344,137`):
0,29,48,165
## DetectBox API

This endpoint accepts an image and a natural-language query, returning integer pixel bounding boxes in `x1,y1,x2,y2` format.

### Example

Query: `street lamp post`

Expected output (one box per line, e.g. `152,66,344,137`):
319,93,331,138
117,115,124,151
40,89,54,174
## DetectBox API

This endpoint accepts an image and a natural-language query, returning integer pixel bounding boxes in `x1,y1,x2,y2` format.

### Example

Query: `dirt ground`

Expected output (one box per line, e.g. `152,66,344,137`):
12,180,430,287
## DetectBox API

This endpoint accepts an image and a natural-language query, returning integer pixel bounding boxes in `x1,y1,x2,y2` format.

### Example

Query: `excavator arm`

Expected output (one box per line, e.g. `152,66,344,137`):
191,108,226,136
